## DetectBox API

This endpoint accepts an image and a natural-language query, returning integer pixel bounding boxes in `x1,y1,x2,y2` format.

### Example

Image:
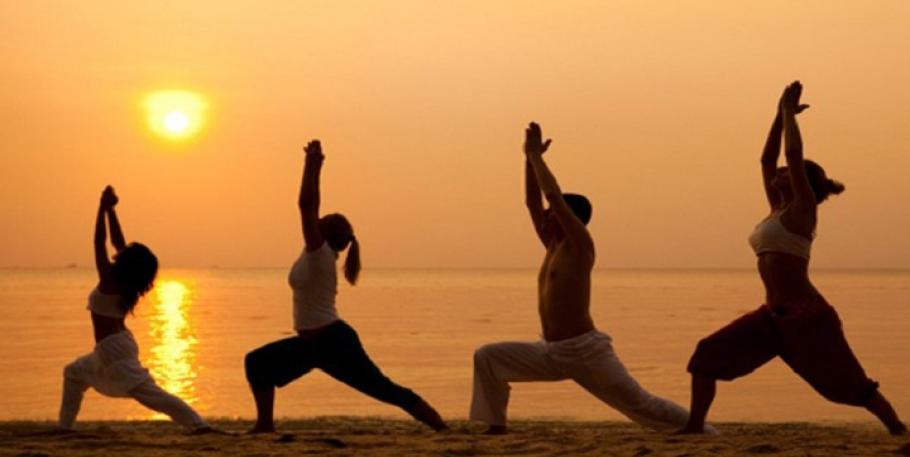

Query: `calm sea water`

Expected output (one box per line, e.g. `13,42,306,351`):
0,268,907,423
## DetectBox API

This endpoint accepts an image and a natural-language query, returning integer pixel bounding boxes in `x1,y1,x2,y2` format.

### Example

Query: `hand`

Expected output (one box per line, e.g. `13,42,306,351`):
779,81,810,115
524,122,552,156
100,186,118,208
304,140,324,159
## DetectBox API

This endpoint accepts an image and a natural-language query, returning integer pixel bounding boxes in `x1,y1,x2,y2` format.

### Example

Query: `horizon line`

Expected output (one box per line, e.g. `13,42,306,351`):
3,265,910,272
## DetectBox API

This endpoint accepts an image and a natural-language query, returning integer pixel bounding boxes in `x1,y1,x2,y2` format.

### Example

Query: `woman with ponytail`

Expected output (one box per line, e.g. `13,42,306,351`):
59,186,212,433
678,82,905,435
245,140,447,434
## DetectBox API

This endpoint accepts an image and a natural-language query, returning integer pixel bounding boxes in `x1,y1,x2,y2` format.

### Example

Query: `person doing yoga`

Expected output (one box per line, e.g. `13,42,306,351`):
58,186,211,433
679,81,906,435
244,140,447,434
470,123,711,435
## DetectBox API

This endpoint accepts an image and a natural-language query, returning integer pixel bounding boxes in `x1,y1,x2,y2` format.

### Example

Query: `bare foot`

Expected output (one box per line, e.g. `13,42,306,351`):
247,424,276,435
483,425,507,435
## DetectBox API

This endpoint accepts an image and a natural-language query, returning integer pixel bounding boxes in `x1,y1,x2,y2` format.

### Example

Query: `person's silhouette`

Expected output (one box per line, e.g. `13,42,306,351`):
244,140,447,434
58,186,213,433
679,81,906,435
470,123,711,434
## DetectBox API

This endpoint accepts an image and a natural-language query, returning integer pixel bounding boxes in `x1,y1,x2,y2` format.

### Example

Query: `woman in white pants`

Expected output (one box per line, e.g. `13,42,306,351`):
58,186,211,433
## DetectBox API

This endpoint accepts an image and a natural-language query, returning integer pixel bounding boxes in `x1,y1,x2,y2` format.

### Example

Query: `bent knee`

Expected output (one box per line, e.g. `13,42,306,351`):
473,344,503,365
244,348,279,389
63,361,81,380
686,338,730,379
244,350,266,378
686,339,713,370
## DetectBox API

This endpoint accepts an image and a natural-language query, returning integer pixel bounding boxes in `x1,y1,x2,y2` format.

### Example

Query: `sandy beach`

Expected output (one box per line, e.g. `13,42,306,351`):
1,418,907,457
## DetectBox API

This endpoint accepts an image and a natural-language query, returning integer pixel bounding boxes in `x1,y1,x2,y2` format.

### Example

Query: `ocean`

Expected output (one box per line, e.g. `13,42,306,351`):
1,268,907,423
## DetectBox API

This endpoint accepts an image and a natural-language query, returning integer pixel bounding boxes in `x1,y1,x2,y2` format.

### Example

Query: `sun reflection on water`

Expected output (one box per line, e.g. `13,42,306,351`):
146,279,199,419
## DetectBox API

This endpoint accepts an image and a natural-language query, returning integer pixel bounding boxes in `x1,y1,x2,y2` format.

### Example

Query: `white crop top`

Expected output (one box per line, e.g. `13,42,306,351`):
87,288,126,318
289,243,340,330
748,214,812,260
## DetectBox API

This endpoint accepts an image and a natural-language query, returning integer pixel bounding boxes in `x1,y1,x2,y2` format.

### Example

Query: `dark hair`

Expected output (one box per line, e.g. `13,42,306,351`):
320,213,361,285
563,193,593,225
111,243,158,314
804,160,845,203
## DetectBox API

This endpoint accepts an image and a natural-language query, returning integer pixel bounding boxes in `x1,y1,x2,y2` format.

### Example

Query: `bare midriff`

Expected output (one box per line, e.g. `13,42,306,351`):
91,313,127,343
757,253,819,308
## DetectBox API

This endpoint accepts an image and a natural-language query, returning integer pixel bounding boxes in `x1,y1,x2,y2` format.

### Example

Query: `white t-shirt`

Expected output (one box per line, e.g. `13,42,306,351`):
289,243,340,330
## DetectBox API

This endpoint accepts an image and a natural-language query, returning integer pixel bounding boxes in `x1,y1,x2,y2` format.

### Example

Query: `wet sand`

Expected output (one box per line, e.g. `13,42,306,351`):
1,418,907,457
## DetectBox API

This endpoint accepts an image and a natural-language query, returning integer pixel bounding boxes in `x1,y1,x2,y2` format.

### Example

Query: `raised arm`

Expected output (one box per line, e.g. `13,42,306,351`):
760,109,784,209
525,156,549,247
779,81,817,233
104,188,127,252
299,140,325,251
762,87,810,209
94,187,115,286
523,122,593,251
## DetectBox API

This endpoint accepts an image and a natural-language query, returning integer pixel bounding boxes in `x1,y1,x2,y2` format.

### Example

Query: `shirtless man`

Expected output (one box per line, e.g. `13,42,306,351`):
470,122,704,434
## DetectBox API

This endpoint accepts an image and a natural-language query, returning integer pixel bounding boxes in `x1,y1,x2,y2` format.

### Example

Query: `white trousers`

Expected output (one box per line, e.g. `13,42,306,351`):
58,331,208,431
470,330,702,432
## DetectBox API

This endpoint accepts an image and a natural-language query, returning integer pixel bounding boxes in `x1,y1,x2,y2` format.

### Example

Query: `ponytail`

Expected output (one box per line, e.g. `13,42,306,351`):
344,236,361,285
804,159,845,204
827,179,845,196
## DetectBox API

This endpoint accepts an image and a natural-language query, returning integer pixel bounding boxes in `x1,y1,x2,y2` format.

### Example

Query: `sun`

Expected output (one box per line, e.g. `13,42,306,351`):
144,90,207,140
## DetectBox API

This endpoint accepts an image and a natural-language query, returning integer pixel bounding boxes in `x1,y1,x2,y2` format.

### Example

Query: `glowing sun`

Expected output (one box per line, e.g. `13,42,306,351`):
144,90,207,140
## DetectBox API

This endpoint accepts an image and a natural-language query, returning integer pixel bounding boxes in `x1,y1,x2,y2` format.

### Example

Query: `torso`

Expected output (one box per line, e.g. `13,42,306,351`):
289,243,340,334
538,240,595,341
88,286,127,343
752,209,820,307
91,314,127,343
756,253,819,307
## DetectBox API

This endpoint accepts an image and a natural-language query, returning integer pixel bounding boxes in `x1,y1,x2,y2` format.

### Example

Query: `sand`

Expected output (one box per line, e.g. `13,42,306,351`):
1,418,907,457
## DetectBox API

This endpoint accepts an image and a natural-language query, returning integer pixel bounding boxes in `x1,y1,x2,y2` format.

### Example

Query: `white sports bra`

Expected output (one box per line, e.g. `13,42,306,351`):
748,214,812,260
87,288,126,318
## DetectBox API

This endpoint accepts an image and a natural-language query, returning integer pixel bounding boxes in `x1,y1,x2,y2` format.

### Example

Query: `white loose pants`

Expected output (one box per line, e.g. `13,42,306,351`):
58,330,208,431
470,330,701,432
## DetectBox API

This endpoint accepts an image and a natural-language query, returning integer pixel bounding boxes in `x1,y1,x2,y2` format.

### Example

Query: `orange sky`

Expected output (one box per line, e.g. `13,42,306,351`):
2,1,909,268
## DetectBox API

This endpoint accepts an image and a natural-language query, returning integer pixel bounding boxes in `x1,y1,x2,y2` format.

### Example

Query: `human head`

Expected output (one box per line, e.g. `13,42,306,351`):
542,193,593,239
803,160,845,203
318,213,361,284
563,193,593,224
772,160,845,204
111,242,158,314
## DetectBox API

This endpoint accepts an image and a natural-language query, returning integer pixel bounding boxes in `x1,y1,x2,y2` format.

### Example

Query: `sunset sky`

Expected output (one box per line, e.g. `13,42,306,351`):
2,1,909,268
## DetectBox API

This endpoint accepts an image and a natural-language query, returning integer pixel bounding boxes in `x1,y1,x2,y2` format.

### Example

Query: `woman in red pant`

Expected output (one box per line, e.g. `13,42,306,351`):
679,81,906,435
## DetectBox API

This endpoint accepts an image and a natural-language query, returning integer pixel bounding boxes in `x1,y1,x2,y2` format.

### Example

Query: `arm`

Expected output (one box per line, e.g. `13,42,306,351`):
299,140,325,251
760,110,784,209
104,188,126,252
524,123,594,251
94,189,114,286
525,159,549,246
780,81,817,233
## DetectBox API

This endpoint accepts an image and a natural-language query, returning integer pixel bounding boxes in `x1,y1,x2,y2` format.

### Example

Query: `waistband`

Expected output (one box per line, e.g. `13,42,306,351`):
95,329,136,347
543,329,611,347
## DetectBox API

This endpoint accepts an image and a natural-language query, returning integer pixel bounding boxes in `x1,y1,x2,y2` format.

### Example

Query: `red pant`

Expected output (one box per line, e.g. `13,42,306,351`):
687,296,879,406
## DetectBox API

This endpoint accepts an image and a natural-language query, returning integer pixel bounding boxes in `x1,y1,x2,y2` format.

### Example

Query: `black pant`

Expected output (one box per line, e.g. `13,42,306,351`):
245,320,422,410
